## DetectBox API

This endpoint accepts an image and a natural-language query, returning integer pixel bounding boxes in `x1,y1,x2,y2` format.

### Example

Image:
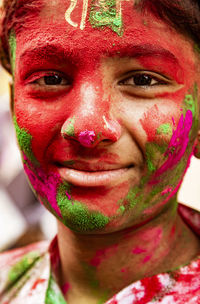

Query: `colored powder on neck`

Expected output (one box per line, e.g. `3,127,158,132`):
89,0,123,36
61,282,71,295
45,275,67,304
78,130,96,147
8,29,16,75
57,183,109,232
8,251,40,286
13,116,39,166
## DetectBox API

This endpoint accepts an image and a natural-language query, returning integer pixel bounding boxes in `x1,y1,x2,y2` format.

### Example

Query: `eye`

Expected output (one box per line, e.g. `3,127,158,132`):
33,73,70,86
119,72,168,87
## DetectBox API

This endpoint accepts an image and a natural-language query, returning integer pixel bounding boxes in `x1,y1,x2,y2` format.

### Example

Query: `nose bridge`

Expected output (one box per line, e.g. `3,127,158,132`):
61,82,121,147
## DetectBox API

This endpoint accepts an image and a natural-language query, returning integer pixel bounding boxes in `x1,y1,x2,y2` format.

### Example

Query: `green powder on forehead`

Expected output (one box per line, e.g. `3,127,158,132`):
156,123,172,136
13,116,39,165
89,0,123,36
57,183,109,232
8,29,16,75
63,117,75,137
8,251,40,285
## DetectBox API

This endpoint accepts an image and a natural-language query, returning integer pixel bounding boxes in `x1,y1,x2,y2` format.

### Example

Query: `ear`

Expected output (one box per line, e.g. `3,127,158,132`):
194,131,200,159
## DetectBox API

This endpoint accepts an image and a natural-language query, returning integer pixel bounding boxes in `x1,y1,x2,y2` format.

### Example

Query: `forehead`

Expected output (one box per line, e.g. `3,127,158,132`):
15,0,195,67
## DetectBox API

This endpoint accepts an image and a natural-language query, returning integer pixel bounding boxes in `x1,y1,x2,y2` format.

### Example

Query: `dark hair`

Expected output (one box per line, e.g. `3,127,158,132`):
0,0,200,73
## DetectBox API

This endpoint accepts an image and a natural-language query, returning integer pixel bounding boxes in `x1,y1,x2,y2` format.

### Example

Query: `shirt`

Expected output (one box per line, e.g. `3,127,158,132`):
0,204,200,304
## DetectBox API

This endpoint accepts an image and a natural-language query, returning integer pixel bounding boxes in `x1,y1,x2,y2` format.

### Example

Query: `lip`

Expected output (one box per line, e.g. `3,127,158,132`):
57,167,131,187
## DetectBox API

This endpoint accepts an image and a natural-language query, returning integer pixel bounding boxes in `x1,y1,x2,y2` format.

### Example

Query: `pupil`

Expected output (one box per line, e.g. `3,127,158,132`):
134,74,152,86
44,75,62,85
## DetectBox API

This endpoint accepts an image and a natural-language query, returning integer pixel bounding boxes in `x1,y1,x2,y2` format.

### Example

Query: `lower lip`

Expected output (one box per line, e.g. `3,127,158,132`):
58,167,130,187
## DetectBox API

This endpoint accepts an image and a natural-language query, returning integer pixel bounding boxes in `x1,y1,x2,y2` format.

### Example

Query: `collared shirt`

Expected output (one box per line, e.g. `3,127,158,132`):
0,204,200,304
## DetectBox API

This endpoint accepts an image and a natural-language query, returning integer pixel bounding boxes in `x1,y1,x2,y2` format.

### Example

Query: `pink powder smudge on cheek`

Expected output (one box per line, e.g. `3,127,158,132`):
62,282,71,295
23,153,62,217
66,191,71,200
132,247,146,254
152,110,193,182
78,130,96,147
161,187,173,196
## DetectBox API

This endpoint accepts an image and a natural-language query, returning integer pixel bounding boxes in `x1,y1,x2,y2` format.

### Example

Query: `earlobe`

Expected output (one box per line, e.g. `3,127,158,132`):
193,131,200,159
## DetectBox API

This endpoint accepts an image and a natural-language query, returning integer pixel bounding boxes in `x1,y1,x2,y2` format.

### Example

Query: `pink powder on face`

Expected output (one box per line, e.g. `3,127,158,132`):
78,130,96,147
66,191,71,200
161,187,173,196
132,247,146,254
143,255,152,263
153,110,193,181
23,153,62,217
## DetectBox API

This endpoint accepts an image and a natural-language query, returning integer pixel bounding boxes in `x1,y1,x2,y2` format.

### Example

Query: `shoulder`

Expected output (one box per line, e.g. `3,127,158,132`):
0,241,50,299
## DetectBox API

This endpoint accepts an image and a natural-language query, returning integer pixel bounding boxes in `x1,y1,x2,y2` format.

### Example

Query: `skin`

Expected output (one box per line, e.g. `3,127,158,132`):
9,0,200,302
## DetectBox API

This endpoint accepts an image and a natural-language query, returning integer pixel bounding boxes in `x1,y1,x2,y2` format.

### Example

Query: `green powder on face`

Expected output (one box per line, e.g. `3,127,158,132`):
156,123,172,136
57,183,109,232
183,84,199,134
8,29,16,75
46,275,67,304
89,0,123,36
194,44,200,55
8,251,40,285
13,116,39,165
145,142,167,173
64,117,75,137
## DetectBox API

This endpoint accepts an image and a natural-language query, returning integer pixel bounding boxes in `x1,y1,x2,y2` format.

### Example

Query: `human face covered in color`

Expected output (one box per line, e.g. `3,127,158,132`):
11,0,200,233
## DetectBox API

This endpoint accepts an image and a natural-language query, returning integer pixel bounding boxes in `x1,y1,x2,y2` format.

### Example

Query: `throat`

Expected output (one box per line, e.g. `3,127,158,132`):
56,205,200,303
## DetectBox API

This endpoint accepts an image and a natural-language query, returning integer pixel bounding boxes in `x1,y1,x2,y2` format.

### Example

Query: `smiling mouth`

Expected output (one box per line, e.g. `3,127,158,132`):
57,164,133,187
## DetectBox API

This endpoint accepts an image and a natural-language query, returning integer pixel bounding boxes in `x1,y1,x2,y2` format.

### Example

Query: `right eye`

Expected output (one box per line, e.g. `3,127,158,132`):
32,72,70,87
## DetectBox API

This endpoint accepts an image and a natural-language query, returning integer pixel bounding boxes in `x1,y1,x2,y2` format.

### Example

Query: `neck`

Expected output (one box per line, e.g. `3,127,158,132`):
57,200,200,304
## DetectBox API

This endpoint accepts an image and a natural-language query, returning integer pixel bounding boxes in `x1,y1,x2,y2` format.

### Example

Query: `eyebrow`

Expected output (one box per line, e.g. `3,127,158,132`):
19,43,179,66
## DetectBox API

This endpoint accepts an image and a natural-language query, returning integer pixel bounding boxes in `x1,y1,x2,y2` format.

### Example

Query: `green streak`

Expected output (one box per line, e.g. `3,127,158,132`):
156,123,172,136
89,0,123,36
145,142,167,173
46,275,67,304
8,251,40,285
8,29,16,75
13,116,39,165
57,183,109,232
183,84,199,134
64,117,75,137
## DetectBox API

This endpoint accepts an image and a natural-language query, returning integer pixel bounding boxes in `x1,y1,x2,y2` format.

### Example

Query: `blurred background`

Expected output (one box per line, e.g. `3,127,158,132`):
0,66,200,252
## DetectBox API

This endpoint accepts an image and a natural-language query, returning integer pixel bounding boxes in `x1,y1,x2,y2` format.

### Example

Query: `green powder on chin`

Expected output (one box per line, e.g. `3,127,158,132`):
13,116,39,165
89,0,123,36
57,184,109,232
8,251,40,286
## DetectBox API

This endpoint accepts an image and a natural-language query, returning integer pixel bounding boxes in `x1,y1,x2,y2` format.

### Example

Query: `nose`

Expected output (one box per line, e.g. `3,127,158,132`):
61,83,121,148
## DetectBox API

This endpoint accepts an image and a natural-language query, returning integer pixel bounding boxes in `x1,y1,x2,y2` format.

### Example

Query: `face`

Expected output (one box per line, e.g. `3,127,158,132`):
10,0,200,233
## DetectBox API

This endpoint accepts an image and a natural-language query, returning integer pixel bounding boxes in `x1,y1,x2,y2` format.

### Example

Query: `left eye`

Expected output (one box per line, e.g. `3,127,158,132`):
119,73,167,87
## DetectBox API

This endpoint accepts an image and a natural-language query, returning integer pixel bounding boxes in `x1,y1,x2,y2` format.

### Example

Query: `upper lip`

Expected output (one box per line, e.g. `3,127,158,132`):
55,160,133,172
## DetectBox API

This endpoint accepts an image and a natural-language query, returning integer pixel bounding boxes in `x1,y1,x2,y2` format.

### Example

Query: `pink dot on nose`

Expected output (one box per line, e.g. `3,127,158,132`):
78,130,96,147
